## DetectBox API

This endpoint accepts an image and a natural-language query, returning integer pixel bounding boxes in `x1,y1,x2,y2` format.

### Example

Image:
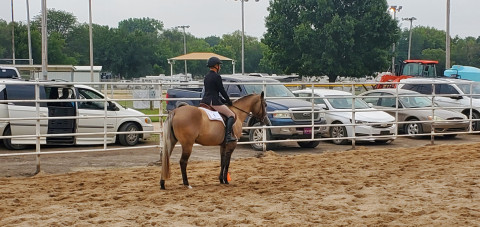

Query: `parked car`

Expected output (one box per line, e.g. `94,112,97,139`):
0,80,154,150
359,89,469,137
166,75,327,150
115,80,132,89
398,77,480,131
0,66,20,79
293,88,396,145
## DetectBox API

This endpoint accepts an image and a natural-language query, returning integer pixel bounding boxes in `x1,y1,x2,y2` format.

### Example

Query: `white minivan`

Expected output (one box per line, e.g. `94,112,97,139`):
0,80,154,150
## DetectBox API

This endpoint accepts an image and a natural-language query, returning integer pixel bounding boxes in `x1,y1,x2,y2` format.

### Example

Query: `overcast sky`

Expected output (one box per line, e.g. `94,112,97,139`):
1,0,479,39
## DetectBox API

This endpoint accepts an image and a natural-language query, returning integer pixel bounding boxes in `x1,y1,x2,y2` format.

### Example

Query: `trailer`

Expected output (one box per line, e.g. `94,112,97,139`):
444,65,480,82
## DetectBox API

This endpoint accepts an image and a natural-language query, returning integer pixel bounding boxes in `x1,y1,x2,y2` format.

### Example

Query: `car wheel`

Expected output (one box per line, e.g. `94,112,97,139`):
248,122,276,151
404,118,423,137
3,127,27,150
471,111,480,131
118,122,140,146
297,141,320,148
330,125,348,145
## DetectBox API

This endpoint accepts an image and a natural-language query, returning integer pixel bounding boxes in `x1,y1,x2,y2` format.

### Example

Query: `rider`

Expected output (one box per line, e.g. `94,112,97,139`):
201,56,237,143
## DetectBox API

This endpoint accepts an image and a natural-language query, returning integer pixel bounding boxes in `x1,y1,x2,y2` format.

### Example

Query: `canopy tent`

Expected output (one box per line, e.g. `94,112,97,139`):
167,52,236,76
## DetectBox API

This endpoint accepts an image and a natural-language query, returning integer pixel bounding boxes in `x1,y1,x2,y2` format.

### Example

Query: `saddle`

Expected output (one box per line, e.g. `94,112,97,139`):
199,103,237,122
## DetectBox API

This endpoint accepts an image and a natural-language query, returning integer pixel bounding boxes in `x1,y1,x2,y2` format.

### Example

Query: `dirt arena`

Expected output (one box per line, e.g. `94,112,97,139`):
1,142,479,226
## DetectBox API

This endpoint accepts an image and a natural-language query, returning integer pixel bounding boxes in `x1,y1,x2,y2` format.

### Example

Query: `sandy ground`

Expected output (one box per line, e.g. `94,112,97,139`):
1,142,480,226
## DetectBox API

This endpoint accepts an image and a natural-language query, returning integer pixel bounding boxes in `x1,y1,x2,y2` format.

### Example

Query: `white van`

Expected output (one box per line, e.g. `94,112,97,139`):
399,77,480,131
0,80,154,150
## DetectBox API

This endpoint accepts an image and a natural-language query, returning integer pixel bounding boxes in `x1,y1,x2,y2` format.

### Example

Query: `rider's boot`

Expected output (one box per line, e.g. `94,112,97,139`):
225,116,237,143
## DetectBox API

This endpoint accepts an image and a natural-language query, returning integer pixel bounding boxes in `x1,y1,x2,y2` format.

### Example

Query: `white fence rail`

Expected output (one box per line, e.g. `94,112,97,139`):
0,79,479,173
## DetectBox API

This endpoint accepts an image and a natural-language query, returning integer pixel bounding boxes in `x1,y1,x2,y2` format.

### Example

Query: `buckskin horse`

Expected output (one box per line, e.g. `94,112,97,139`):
160,92,266,189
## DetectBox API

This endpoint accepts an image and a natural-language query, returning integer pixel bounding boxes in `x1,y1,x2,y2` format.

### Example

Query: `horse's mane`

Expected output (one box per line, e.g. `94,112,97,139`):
233,93,257,103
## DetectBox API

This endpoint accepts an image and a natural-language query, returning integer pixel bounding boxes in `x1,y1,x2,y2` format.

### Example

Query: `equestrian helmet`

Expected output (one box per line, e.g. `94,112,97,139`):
207,57,222,67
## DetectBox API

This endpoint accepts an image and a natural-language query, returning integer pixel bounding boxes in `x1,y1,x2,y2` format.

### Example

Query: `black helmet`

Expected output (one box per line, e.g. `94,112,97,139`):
207,57,222,67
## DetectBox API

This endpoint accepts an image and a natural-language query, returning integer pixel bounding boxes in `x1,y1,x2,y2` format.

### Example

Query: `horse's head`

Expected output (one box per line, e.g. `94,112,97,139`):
231,92,267,124
251,92,267,124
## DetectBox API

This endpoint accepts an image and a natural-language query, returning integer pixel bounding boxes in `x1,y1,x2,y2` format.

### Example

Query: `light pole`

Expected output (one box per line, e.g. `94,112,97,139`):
446,0,451,69
26,0,32,66
89,0,94,83
41,0,47,80
236,0,259,75
389,5,402,75
176,25,190,78
11,0,15,65
402,17,416,60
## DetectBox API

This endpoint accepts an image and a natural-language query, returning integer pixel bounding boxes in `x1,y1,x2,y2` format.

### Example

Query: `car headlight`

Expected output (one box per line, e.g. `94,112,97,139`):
351,119,367,124
272,111,291,119
144,117,152,124
427,116,444,121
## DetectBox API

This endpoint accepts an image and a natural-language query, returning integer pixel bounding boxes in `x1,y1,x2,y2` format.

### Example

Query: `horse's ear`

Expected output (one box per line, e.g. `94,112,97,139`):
261,91,264,99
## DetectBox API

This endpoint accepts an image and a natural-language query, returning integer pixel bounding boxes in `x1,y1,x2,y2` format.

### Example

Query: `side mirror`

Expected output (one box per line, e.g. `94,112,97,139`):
108,102,119,111
367,103,374,108
317,103,328,110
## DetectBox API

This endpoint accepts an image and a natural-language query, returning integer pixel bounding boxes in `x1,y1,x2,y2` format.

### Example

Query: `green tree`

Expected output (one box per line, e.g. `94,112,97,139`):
48,32,77,65
205,36,221,47
33,9,77,38
65,24,90,65
113,18,165,78
215,31,263,74
263,0,399,81
451,36,480,67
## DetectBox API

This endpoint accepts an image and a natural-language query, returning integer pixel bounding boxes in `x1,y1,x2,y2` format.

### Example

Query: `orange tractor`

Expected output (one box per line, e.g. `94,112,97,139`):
376,60,439,88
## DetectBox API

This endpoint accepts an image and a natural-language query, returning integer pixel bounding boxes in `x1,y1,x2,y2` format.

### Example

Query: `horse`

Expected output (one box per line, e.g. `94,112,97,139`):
160,92,266,189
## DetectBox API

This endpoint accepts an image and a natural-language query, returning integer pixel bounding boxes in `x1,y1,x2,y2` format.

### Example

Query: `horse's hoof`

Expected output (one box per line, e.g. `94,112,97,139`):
184,185,193,189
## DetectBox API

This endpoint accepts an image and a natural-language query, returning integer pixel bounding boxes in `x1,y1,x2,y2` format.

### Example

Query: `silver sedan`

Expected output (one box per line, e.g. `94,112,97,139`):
359,89,470,138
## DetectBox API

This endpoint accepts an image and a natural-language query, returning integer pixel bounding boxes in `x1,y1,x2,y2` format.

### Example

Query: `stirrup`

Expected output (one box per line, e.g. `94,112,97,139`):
225,133,237,143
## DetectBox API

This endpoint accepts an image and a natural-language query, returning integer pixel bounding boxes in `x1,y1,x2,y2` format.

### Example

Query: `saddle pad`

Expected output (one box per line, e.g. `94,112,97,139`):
198,107,225,126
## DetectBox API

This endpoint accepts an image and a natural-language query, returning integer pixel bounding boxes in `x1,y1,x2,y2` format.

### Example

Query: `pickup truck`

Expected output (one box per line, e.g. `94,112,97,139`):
0,66,21,79
166,75,327,150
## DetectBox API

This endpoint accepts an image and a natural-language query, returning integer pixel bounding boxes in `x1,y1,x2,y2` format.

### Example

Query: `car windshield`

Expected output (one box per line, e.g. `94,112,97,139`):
326,96,370,109
457,83,480,99
399,95,433,108
244,84,295,97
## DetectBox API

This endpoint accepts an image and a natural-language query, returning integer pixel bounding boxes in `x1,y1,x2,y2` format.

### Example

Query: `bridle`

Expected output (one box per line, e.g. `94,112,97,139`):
231,96,267,124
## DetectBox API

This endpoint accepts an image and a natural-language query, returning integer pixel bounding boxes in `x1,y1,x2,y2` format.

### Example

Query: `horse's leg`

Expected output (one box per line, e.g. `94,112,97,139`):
222,146,235,184
219,144,235,184
180,144,193,189
219,145,227,184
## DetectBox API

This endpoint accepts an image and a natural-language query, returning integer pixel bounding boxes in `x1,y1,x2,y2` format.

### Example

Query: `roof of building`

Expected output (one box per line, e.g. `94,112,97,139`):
168,52,233,61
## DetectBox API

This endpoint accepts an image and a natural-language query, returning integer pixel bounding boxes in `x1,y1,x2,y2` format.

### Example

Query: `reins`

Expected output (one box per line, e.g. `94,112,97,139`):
231,104,252,117
231,97,266,123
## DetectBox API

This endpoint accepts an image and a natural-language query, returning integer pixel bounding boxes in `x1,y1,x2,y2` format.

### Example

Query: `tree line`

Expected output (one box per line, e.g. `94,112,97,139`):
1,1,479,80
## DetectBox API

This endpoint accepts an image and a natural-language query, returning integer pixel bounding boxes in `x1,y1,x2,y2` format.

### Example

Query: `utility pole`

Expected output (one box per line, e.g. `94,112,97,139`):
235,0,260,75
402,17,417,60
26,0,32,65
176,25,190,78
41,0,47,80
11,0,15,65
89,0,94,83
446,0,451,69
389,5,402,75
